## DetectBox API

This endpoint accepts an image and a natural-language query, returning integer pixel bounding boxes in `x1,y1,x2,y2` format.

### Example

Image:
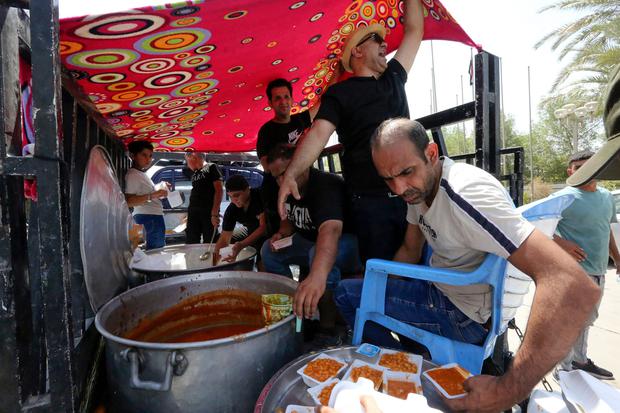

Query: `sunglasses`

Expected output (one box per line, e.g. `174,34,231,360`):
356,32,385,47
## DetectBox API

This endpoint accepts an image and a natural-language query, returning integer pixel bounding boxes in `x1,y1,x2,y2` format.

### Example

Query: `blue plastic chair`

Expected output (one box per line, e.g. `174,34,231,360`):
352,193,575,374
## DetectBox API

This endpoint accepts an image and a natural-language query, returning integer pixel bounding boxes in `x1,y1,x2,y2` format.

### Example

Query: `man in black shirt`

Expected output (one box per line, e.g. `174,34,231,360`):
277,0,424,264
184,152,223,244
257,78,322,238
214,174,266,262
261,144,361,340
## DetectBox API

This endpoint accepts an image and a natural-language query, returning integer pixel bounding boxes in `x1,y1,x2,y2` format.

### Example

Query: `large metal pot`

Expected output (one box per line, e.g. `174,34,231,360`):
131,243,257,281
95,271,301,413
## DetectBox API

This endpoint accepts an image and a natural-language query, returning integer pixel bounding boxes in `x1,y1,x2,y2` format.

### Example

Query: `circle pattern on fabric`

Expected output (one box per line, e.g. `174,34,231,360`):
74,14,165,39
160,136,194,148
158,106,194,118
129,95,170,108
171,17,201,27
158,98,188,109
112,90,146,101
224,10,248,20
68,49,140,69
134,28,211,55
143,71,193,89
89,72,125,84
96,102,122,113
171,79,218,97
60,41,83,55
130,57,175,74
180,55,210,67
107,82,135,91
171,6,200,16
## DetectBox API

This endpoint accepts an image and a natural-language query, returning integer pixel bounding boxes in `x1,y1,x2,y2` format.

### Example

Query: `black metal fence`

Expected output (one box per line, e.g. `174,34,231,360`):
1,4,128,412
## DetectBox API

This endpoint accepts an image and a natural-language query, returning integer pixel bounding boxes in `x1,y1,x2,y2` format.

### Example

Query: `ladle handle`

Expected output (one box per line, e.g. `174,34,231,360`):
123,349,186,391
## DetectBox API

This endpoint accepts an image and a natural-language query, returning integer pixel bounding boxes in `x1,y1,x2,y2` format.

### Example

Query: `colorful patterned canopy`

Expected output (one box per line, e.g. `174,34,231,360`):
59,0,478,153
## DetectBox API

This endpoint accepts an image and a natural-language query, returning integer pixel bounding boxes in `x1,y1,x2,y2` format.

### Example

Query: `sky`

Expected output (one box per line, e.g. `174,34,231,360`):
59,0,577,135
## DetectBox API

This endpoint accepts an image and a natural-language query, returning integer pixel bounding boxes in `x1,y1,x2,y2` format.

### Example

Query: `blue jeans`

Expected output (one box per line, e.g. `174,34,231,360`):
134,214,166,250
349,194,407,263
261,233,361,290
335,278,488,348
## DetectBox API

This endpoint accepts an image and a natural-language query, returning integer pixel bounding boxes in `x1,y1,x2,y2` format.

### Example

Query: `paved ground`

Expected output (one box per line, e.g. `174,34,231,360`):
508,265,619,391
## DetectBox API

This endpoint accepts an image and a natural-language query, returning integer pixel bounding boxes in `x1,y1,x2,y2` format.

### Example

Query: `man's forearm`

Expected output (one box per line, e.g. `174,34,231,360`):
308,222,342,282
504,231,600,401
211,186,223,216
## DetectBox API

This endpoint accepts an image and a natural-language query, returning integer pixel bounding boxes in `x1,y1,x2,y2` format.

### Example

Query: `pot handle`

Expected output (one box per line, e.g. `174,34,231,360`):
123,349,186,391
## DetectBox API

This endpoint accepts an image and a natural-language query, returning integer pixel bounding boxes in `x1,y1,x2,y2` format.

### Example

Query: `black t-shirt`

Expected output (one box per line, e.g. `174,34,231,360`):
284,168,350,242
189,163,223,209
222,188,264,233
256,111,312,158
316,59,409,194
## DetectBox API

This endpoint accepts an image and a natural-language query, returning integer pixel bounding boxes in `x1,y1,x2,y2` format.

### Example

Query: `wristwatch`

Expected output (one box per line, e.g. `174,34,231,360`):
147,193,152,201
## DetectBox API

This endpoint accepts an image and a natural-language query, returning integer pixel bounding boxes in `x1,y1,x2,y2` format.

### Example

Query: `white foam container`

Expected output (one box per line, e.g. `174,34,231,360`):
342,359,387,391
422,363,472,399
382,370,423,399
296,353,347,387
307,377,340,406
284,405,315,413
329,378,441,413
376,348,423,379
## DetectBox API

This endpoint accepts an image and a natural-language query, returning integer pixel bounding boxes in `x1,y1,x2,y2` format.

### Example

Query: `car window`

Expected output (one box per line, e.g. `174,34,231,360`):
614,194,620,212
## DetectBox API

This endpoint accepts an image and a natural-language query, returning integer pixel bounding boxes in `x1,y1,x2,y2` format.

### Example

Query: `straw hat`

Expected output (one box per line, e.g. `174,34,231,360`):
567,64,620,186
341,23,386,73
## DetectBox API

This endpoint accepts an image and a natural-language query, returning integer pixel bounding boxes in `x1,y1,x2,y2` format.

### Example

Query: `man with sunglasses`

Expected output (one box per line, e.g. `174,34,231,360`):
277,0,424,265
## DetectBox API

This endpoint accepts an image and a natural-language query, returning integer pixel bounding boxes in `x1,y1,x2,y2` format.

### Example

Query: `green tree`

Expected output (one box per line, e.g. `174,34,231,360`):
535,0,620,94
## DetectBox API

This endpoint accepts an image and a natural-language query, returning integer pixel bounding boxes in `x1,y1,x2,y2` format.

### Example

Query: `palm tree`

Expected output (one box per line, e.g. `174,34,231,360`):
536,0,620,94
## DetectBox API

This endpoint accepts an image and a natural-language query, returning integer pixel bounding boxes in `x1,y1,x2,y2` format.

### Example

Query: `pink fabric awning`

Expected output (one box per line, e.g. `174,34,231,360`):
59,0,479,152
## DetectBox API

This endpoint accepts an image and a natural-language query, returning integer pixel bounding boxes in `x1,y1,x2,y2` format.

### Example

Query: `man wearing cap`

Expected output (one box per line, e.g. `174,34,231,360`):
277,0,424,264
551,150,619,380
567,64,620,186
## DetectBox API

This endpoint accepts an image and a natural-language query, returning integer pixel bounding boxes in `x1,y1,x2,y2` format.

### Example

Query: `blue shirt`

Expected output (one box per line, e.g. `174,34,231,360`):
553,186,616,275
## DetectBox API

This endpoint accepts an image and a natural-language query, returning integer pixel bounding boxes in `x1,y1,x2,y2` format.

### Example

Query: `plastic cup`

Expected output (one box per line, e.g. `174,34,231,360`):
261,294,292,325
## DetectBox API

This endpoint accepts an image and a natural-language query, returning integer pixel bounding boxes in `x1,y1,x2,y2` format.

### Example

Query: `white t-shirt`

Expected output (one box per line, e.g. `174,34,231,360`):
125,168,163,216
406,157,534,323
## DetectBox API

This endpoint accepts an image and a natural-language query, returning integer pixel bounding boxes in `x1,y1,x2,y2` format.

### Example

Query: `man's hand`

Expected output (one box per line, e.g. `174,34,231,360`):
294,274,326,319
554,236,587,262
277,174,301,219
269,232,284,252
445,375,520,413
152,189,169,199
210,215,220,228
223,243,243,262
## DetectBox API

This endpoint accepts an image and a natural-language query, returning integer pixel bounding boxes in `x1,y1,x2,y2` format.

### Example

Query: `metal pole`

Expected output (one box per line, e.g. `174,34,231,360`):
528,66,534,198
460,74,466,151
430,40,438,113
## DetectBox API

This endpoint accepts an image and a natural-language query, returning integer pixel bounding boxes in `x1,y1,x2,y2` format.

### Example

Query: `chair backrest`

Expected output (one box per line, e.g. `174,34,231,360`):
501,193,575,329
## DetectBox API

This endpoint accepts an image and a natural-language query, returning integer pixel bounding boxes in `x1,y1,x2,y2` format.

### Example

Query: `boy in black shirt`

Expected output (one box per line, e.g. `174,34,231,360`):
261,144,361,343
214,175,267,262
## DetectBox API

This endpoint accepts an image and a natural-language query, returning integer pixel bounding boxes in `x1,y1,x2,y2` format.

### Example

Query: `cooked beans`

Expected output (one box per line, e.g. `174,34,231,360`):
378,352,418,373
318,382,337,405
349,365,383,389
303,358,344,382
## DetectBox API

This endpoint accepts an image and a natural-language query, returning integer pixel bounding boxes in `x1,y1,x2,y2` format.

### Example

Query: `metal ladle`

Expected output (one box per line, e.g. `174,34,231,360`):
199,225,218,261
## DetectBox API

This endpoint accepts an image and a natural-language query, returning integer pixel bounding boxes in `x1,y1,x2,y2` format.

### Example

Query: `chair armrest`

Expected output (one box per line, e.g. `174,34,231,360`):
366,254,506,287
